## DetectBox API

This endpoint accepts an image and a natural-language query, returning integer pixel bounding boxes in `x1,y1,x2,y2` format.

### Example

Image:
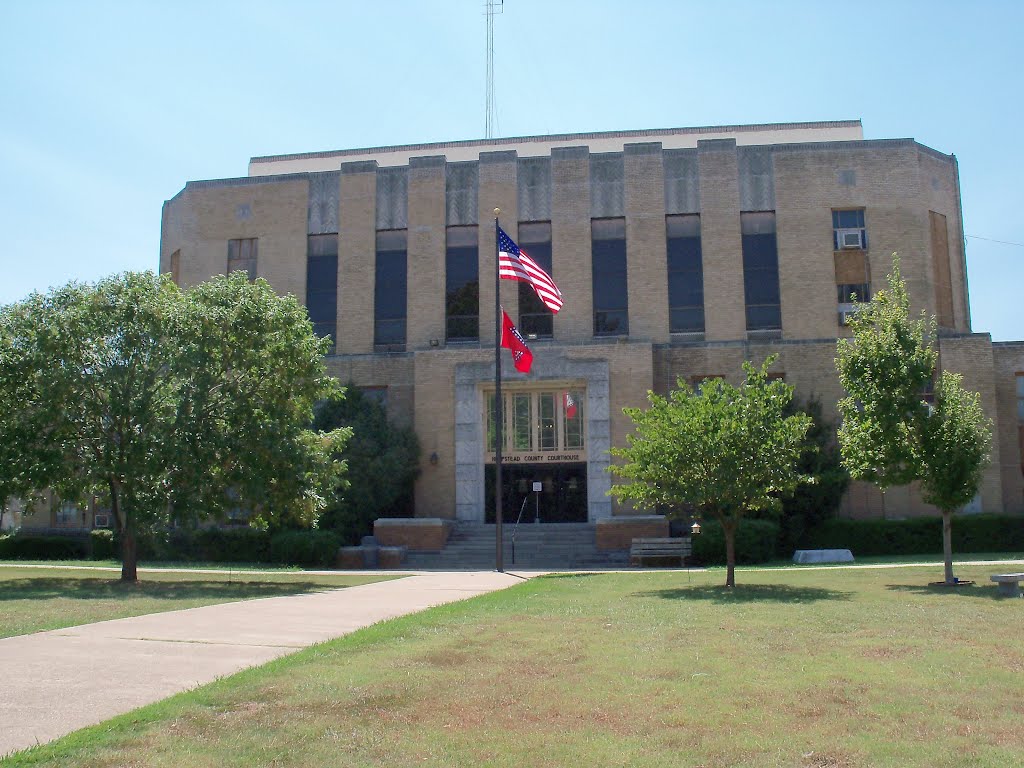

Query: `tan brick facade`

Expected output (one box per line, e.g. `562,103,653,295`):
160,123,1021,523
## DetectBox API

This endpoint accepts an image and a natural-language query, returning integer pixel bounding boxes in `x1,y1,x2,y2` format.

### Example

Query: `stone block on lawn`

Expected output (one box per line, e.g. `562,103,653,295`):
793,549,855,564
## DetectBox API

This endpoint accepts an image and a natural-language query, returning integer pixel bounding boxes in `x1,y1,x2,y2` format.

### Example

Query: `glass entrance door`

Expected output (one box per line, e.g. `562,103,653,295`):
484,463,587,524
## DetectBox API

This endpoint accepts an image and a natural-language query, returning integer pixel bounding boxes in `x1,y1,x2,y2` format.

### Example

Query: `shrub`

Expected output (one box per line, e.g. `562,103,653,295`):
803,514,1024,557
269,530,341,567
0,534,88,560
191,527,271,563
89,529,117,559
690,519,780,565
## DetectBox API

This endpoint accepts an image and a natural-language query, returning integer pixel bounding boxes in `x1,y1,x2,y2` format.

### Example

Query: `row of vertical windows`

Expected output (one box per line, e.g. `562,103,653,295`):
294,208,910,346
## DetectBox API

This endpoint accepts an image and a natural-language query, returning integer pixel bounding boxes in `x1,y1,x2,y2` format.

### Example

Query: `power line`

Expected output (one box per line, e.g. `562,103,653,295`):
966,234,1024,249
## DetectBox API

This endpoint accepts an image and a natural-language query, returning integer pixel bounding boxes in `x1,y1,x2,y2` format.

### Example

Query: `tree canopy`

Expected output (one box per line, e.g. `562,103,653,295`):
312,385,420,545
609,356,813,587
836,255,991,584
0,271,349,581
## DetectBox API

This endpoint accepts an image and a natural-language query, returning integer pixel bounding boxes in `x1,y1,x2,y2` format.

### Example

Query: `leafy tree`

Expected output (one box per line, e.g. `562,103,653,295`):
836,255,991,584
0,271,348,582
772,398,850,552
313,385,420,545
610,356,813,587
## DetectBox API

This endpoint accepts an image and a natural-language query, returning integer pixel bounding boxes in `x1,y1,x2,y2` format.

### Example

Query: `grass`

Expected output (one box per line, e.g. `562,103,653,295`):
4,563,1023,767
0,566,402,638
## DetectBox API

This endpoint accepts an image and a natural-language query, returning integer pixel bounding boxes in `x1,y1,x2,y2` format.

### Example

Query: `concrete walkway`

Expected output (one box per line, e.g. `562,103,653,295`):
0,570,526,757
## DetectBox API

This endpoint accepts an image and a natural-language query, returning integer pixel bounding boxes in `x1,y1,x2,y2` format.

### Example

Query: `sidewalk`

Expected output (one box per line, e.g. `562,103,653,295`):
0,570,526,757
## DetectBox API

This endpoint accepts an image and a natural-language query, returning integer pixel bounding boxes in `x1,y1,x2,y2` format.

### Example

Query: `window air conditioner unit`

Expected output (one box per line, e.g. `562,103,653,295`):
94,514,110,528
838,229,863,249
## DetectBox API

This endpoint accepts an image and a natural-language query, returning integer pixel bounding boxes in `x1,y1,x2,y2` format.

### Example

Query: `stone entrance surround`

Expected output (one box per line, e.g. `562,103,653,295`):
455,355,611,522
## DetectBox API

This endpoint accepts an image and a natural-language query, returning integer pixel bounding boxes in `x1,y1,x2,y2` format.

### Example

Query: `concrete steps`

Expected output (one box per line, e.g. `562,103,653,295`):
402,522,629,570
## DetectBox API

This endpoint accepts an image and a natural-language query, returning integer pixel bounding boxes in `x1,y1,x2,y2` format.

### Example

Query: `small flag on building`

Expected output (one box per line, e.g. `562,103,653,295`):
564,391,577,418
501,309,533,374
498,226,563,314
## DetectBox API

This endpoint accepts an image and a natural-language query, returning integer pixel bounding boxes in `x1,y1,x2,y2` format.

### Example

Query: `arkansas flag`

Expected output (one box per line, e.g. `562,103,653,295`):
501,309,533,374
564,391,578,418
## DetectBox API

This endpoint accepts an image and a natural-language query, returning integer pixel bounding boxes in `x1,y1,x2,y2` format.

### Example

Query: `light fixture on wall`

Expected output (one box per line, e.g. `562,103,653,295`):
429,338,440,347
690,521,702,536
429,452,439,466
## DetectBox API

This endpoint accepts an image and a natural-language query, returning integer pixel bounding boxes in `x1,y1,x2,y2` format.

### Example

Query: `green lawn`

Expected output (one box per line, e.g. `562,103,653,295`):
4,563,1023,767
0,565,402,639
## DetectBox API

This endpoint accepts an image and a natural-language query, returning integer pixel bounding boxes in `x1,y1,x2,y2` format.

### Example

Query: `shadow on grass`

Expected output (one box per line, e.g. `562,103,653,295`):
0,578,333,602
886,583,1001,600
637,584,853,604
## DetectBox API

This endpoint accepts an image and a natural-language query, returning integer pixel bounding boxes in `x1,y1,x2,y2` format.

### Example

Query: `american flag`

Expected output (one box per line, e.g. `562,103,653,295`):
497,226,563,314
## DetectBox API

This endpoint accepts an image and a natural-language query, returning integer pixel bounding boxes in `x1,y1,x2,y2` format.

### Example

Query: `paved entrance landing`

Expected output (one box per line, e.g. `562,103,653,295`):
0,571,525,757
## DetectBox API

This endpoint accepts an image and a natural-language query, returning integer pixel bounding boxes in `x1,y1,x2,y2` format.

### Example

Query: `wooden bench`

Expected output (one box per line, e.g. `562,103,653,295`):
990,573,1024,598
630,537,690,567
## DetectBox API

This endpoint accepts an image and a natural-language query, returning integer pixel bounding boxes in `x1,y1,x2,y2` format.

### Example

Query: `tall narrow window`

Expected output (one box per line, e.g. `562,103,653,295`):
374,230,407,350
306,235,338,349
227,238,257,281
169,250,181,285
517,222,553,338
666,214,704,333
592,218,628,336
741,212,781,331
446,225,479,341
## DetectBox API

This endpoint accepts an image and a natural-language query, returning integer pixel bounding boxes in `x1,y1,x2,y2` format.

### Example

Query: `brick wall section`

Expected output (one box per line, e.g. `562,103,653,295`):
374,518,452,550
595,515,669,550
412,349,475,518
551,147,592,341
338,163,376,354
938,334,1003,513
917,149,969,331
625,142,669,343
323,355,415,427
407,156,447,350
478,151,519,344
163,180,308,297
992,344,1024,514
698,140,746,340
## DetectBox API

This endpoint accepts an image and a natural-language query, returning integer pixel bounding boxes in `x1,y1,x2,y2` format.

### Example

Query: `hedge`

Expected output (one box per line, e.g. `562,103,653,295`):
0,534,89,560
269,530,341,567
690,518,781,565
803,514,1024,557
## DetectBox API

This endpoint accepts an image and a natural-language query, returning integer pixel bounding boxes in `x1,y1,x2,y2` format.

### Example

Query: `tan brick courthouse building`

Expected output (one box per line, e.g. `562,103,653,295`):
159,120,1024,551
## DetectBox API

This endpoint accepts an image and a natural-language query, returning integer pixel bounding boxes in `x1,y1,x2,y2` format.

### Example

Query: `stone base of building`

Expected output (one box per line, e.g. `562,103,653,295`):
373,517,453,551
595,515,670,551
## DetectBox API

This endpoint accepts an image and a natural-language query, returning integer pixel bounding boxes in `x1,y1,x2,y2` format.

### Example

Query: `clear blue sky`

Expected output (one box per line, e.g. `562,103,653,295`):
1,0,1021,340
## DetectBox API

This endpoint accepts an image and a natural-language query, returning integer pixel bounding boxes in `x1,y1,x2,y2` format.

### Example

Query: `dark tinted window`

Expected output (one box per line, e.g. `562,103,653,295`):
741,212,781,331
518,221,553,338
592,218,628,336
446,226,479,341
666,214,704,333
375,230,407,348
306,234,337,349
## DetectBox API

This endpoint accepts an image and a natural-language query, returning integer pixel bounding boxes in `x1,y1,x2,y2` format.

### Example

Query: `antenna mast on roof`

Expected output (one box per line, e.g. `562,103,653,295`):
485,0,503,139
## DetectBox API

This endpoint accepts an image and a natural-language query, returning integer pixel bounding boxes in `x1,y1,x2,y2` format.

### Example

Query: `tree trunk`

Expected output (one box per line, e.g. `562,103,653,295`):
109,481,137,583
120,529,138,583
724,519,737,588
942,509,955,585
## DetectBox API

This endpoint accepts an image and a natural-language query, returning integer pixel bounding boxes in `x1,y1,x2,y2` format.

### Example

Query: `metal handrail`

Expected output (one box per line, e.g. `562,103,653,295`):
510,496,530,564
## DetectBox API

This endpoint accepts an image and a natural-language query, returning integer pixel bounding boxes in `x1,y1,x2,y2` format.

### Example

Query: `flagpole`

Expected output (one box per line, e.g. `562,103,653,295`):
494,209,504,572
